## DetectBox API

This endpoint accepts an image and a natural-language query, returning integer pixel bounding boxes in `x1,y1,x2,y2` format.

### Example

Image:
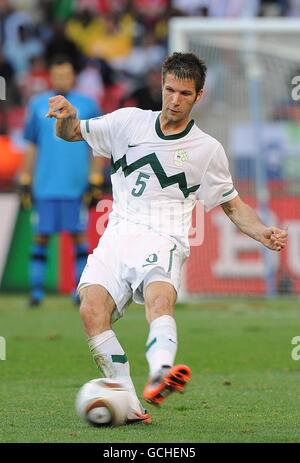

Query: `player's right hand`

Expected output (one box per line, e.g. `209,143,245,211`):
46,95,77,119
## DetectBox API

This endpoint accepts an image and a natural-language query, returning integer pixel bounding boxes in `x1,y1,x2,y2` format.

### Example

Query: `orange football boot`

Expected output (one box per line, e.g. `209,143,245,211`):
143,364,191,405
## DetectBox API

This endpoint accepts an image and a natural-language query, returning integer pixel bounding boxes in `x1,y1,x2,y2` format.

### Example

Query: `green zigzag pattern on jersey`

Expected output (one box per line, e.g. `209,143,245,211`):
111,152,200,198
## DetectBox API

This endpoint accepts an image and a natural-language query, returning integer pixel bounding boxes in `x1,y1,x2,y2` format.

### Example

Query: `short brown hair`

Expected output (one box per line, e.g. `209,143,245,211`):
162,52,207,93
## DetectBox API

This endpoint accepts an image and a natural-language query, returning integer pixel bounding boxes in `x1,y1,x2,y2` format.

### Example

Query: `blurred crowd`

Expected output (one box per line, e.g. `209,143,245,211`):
0,0,300,189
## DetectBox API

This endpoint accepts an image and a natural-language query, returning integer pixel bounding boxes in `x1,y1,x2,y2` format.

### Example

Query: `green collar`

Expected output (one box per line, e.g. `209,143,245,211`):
155,113,194,140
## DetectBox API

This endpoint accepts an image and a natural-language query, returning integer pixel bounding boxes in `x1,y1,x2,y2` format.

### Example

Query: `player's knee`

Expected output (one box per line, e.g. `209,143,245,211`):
79,288,112,333
80,297,107,323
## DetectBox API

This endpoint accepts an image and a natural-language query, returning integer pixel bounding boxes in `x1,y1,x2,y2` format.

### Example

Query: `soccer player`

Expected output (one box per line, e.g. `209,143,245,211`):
47,52,288,424
19,55,102,306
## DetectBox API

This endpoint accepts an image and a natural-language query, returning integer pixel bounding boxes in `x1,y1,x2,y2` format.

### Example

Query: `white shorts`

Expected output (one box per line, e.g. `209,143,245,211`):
78,225,184,321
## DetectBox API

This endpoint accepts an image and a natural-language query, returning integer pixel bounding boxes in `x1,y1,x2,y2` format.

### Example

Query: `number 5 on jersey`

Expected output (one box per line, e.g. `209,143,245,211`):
131,172,150,197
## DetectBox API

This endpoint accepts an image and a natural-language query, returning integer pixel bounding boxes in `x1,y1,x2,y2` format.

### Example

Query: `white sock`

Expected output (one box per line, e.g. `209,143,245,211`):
145,315,178,378
88,330,141,413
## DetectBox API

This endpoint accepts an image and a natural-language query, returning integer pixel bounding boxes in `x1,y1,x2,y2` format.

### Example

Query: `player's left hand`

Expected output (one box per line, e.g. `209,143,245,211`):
17,174,33,210
261,227,288,251
82,173,104,209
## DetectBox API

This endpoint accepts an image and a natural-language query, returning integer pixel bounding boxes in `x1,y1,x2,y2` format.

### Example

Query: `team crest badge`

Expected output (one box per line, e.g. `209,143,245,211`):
174,149,188,167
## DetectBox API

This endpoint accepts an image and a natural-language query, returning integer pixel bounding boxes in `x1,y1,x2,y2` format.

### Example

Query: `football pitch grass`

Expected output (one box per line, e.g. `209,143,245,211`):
0,294,299,443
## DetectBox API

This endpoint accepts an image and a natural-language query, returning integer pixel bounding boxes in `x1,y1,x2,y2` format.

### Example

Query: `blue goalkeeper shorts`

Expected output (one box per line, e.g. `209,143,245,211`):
33,198,88,235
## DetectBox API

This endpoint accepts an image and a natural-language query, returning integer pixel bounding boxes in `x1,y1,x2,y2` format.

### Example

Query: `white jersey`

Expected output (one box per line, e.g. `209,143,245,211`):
80,107,238,255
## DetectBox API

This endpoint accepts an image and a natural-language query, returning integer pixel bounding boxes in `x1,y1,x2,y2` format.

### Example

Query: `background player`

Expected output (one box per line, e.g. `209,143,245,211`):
19,55,102,306
47,52,287,423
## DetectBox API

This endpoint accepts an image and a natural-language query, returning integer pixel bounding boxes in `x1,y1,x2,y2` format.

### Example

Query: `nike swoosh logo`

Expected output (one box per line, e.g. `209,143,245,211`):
128,144,138,148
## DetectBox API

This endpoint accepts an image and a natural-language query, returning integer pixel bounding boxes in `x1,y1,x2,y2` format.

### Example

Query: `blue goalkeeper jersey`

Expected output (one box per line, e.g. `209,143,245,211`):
23,90,100,199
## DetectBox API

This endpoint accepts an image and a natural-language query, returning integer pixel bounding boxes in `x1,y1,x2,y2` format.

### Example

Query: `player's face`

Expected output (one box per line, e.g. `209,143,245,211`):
161,73,203,123
50,63,75,94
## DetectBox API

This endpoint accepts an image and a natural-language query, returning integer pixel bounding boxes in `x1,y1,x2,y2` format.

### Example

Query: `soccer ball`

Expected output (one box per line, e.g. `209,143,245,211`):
75,378,130,426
